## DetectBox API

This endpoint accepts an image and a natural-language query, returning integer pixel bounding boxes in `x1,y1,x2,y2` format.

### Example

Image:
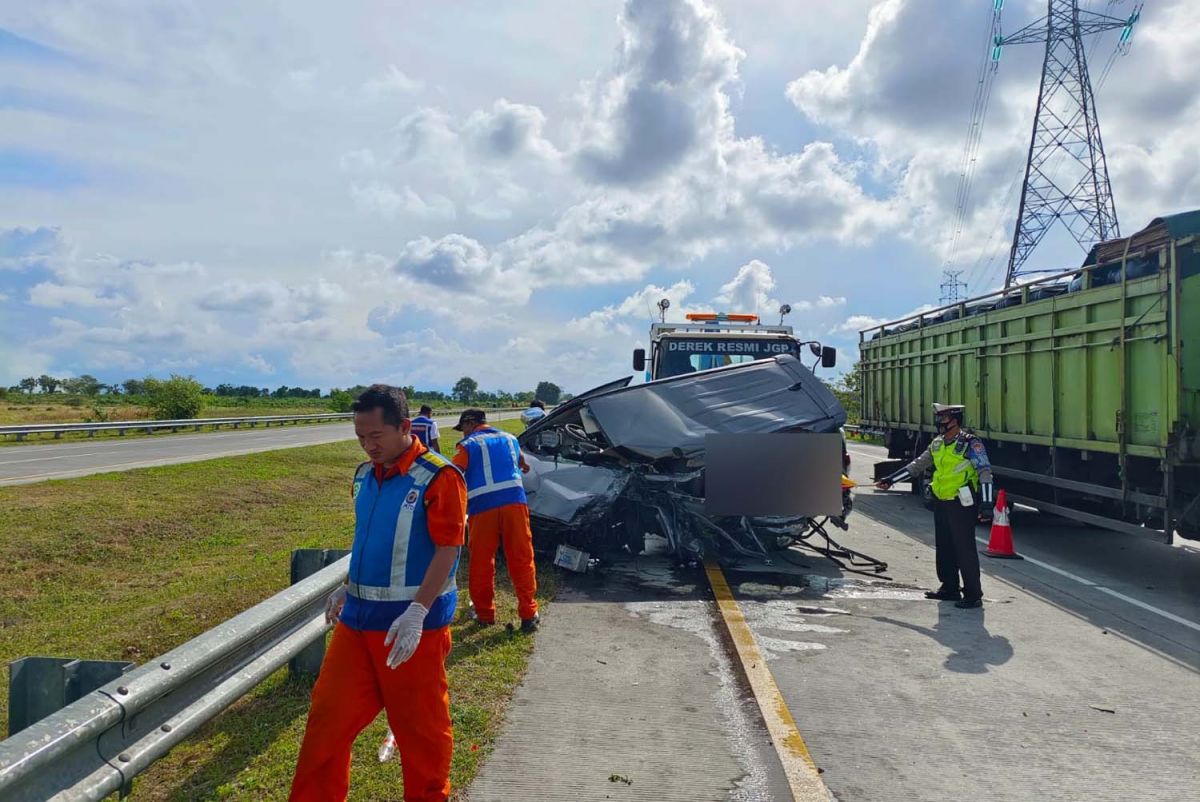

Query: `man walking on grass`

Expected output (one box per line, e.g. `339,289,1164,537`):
452,409,540,632
289,384,466,802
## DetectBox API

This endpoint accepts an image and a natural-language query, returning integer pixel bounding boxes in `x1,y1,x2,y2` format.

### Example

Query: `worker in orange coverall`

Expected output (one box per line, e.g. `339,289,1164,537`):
289,384,466,802
451,409,540,632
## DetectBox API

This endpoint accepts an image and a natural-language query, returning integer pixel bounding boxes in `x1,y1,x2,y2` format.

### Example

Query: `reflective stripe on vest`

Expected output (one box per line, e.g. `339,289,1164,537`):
346,453,458,602
461,428,527,514
410,416,435,448
931,437,979,501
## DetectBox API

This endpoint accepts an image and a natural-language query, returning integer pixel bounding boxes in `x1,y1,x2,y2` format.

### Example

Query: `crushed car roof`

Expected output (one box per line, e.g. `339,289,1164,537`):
527,354,846,461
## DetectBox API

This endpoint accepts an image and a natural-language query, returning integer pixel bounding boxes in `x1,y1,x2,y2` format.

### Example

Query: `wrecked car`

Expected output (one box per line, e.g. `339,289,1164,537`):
518,354,872,567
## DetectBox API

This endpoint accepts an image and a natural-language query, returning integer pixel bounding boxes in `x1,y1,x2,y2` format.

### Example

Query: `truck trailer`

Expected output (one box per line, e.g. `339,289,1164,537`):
859,211,1200,543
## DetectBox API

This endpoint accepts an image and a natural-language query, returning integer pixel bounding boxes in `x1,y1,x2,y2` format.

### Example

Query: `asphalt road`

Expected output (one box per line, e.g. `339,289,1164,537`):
0,412,520,485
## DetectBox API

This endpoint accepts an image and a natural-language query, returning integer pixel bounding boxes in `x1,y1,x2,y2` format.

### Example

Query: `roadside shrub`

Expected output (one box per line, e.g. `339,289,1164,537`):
144,375,204,420
328,390,354,413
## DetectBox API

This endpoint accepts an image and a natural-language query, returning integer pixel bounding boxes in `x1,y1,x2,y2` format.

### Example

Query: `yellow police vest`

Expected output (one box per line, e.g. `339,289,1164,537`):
930,437,979,501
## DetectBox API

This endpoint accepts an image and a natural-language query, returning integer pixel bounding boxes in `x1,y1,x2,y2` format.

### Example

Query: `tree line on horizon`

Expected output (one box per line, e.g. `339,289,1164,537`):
2,374,568,419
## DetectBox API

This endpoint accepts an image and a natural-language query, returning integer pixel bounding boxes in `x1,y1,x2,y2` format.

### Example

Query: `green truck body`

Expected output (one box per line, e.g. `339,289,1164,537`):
859,211,1200,541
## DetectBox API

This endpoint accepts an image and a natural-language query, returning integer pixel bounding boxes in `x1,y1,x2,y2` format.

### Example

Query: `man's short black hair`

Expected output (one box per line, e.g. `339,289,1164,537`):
419,404,433,416
531,399,545,409
352,384,409,428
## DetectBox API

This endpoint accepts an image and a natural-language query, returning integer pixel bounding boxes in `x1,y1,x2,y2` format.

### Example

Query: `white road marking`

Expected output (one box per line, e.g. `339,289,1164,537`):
0,451,106,464
973,535,1200,633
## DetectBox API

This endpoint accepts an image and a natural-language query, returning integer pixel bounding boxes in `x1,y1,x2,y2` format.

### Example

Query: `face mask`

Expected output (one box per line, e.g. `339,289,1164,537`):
936,417,954,434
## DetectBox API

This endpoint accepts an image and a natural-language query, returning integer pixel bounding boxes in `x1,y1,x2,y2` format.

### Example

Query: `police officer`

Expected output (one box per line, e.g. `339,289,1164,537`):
875,403,994,609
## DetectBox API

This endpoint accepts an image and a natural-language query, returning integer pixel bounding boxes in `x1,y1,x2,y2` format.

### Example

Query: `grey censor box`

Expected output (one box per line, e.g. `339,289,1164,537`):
704,433,843,517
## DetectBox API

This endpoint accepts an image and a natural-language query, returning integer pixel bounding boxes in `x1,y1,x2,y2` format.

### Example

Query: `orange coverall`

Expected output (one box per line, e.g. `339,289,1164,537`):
289,440,466,802
453,449,539,623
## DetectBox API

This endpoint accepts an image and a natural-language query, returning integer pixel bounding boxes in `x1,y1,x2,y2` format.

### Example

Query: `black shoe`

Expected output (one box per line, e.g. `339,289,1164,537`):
520,614,540,633
925,589,962,601
955,598,983,609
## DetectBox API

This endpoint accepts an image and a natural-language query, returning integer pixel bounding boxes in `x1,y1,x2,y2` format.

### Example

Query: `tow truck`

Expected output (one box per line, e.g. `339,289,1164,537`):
632,300,837,381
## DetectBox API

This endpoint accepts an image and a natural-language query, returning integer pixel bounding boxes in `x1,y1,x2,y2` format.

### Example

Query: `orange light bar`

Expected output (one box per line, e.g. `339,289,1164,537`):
685,312,759,322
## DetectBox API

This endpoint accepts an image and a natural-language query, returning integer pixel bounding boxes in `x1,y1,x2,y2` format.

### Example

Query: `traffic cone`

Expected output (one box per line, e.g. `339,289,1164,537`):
983,489,1022,559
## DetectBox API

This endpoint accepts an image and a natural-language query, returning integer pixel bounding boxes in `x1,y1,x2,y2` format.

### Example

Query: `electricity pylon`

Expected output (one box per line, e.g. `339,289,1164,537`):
994,1,1141,286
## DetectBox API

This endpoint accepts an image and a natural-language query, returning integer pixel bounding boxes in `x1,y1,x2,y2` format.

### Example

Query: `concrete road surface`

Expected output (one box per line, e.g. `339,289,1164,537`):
0,412,519,485
473,440,1199,801
725,441,1200,801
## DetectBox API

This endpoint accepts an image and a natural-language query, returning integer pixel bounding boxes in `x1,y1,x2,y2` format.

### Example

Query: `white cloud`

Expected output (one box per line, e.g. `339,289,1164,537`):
28,282,124,308
244,354,275,374
350,182,457,221
713,259,778,314
832,314,888,334
360,65,423,97
567,279,697,338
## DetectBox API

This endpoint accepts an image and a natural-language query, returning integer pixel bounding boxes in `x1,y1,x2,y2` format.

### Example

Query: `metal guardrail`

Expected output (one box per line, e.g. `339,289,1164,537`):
0,413,352,441
0,554,350,801
0,407,531,441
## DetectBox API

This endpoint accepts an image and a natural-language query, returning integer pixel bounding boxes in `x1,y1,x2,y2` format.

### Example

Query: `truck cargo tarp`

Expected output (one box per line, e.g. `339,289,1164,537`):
574,354,846,461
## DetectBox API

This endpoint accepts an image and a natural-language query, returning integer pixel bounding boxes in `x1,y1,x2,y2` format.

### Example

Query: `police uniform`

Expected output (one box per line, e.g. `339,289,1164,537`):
883,403,994,605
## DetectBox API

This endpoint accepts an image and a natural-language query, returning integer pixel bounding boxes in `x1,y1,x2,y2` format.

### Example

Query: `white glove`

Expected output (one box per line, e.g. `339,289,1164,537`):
384,602,429,668
325,585,347,625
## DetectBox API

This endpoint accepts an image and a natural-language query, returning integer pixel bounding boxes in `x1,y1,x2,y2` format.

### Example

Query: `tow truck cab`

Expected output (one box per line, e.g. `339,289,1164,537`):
632,310,837,381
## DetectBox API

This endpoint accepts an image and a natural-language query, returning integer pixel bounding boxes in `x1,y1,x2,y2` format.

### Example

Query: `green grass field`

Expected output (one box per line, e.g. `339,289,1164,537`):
0,419,554,800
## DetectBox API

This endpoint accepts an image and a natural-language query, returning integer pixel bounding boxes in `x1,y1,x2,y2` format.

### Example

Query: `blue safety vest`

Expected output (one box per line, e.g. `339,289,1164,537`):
341,450,460,631
459,426,527,516
410,415,437,448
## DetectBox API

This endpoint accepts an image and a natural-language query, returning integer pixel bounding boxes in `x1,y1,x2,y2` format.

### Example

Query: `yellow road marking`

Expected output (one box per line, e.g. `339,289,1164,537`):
705,560,831,802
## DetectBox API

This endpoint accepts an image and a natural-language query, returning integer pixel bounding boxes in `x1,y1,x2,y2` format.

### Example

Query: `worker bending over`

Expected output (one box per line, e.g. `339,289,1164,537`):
876,403,994,609
289,385,466,802
452,409,540,631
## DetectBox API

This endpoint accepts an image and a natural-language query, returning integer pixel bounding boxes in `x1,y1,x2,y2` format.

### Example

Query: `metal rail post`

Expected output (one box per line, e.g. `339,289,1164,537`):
288,549,351,678
7,657,134,735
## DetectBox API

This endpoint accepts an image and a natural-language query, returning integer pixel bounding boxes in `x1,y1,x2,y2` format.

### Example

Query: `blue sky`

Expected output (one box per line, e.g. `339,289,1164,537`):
1,0,1196,394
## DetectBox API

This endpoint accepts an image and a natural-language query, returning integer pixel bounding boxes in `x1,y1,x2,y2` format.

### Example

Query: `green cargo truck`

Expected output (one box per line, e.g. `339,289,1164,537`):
859,211,1200,543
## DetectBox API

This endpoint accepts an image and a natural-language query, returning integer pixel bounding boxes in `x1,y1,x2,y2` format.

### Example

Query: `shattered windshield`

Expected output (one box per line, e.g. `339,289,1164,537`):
656,337,799,377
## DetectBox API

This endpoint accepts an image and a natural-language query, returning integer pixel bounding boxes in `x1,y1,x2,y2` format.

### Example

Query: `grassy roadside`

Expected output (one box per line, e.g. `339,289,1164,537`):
0,402,338,426
0,419,555,800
